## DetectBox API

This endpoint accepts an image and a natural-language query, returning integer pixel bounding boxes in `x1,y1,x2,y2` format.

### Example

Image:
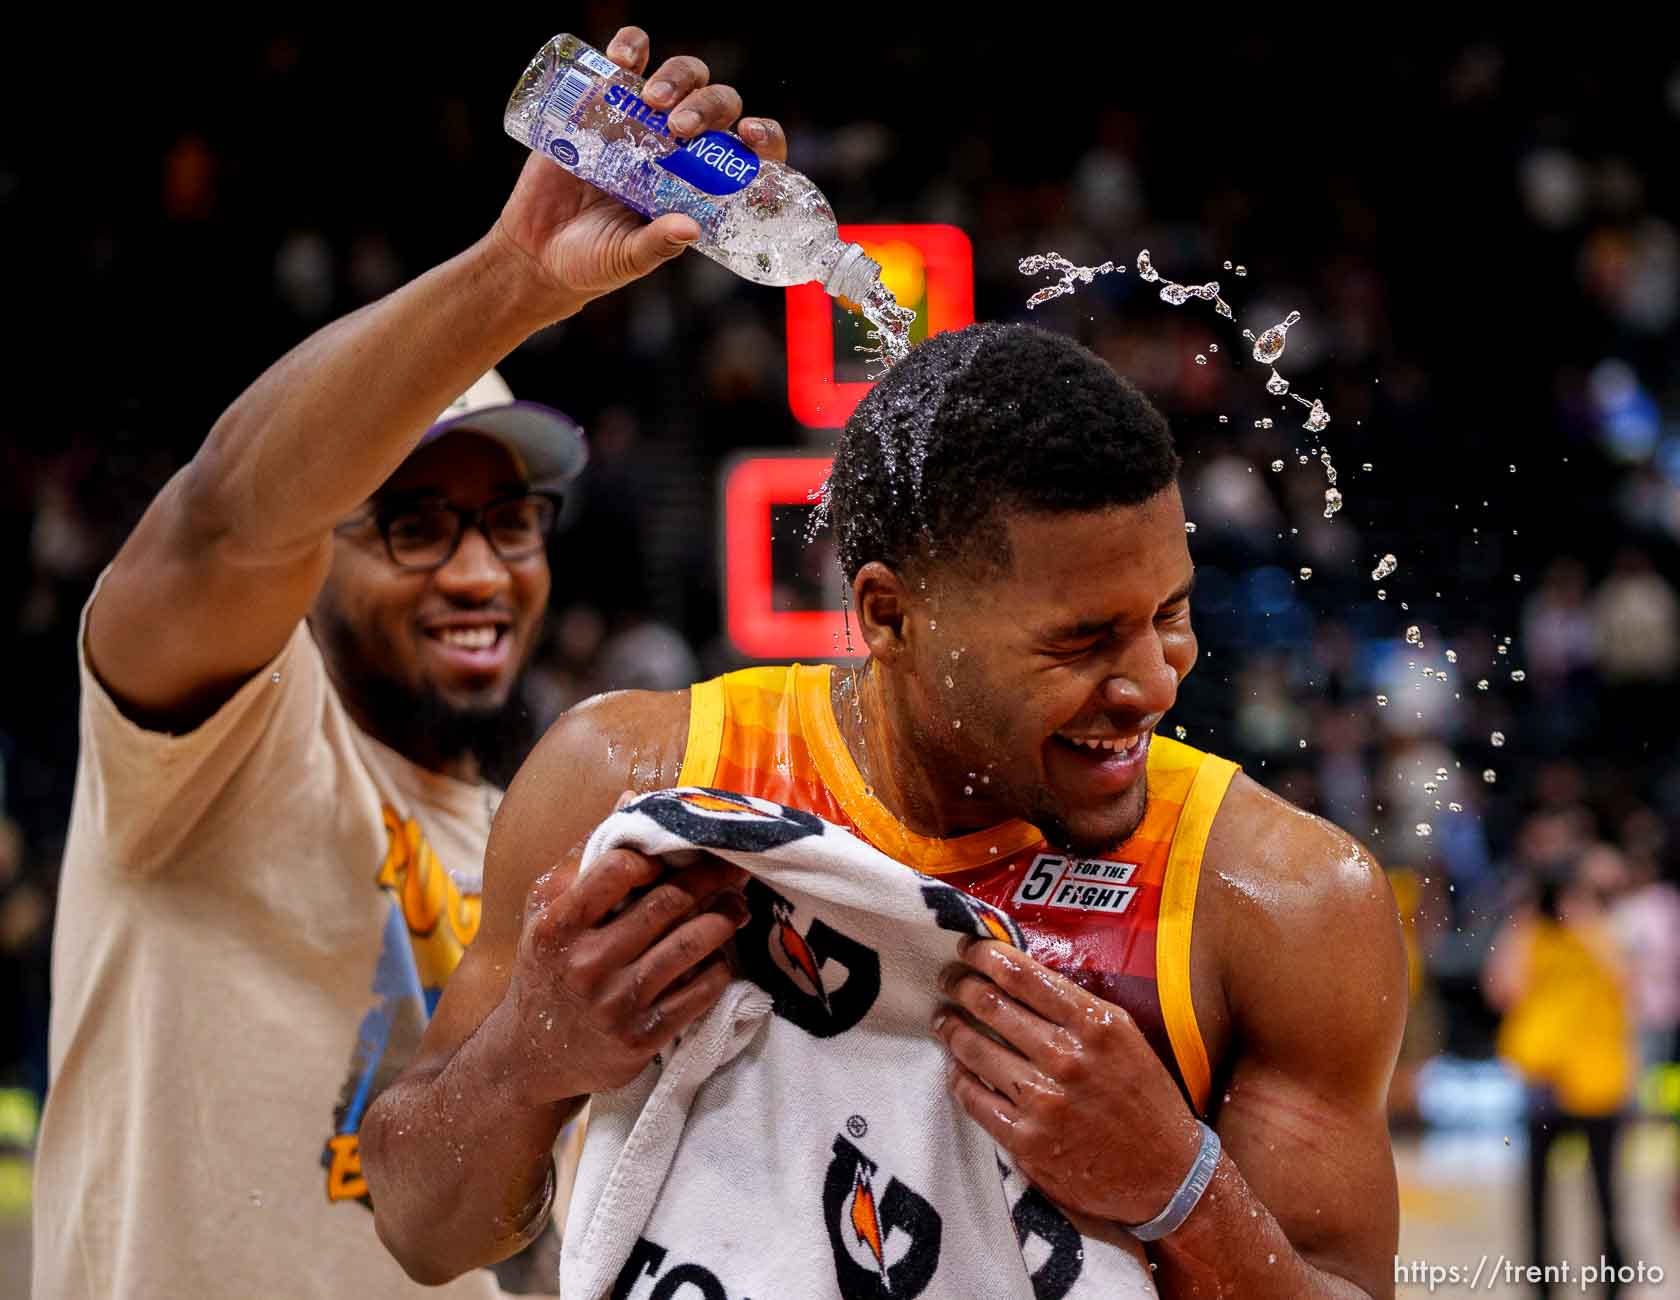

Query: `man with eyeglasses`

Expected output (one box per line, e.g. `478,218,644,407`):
31,26,787,1299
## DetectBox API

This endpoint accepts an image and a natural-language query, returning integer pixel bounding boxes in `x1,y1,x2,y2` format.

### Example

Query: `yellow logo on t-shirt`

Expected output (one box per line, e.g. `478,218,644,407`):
323,803,482,1205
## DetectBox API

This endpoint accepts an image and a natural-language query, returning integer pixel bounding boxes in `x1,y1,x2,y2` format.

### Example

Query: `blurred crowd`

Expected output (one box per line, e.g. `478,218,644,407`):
3,20,1679,1158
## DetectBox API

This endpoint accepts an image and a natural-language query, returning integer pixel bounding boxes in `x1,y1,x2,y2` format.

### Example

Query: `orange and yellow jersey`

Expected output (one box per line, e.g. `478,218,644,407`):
679,663,1240,1114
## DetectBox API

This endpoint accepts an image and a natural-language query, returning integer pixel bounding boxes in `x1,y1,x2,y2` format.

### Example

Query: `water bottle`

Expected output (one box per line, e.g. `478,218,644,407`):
505,34,883,304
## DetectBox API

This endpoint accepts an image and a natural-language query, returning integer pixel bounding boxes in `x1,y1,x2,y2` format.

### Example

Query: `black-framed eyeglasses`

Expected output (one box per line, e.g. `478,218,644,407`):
339,491,562,571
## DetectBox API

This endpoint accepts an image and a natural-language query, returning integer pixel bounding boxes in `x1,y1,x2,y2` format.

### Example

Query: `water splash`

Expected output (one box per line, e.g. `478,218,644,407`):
1323,487,1343,518
855,279,918,377
1372,553,1398,581
1243,311,1302,365
1018,252,1120,309
1265,369,1290,396
1136,249,1160,282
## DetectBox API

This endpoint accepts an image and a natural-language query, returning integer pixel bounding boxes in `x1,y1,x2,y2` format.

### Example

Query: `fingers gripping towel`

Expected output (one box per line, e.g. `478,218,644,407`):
562,788,1159,1300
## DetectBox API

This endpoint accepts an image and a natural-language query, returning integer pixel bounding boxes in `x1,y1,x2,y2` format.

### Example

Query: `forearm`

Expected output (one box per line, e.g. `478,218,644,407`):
361,997,585,1285
1151,1154,1383,1300
187,226,577,554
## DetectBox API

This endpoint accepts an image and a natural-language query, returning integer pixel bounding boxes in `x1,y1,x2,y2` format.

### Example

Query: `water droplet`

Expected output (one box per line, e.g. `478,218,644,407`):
1510,669,1526,683
249,1190,264,1207
1416,823,1433,837
1299,567,1313,580
1298,738,1308,748
1301,399,1331,433
1371,554,1398,581
1436,767,1450,781
1323,487,1342,517
1235,265,1248,276
1271,459,1285,472
1195,353,1208,365
1257,418,1275,430
1509,464,1517,472
1207,343,1219,353
1445,650,1458,663
951,650,961,661
953,719,962,729
1449,802,1464,813
1247,310,1301,364
1223,260,1233,270
1513,574,1521,583
964,785,974,796
1424,782,1438,795
1268,1253,1277,1265
1376,694,1389,706
1160,282,1191,306
1135,249,1160,282
1185,521,1198,533
1483,768,1497,784
1477,679,1489,690
1405,625,1423,646
270,672,281,684
1175,725,1188,739
944,675,954,688
929,620,938,631
1266,369,1290,396
1490,731,1505,747
1497,644,1509,655
1377,589,1388,601
1218,414,1230,424
1362,462,1373,472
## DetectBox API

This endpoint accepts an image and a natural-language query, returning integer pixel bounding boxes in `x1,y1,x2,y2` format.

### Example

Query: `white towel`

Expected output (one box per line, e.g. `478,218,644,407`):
561,787,1158,1300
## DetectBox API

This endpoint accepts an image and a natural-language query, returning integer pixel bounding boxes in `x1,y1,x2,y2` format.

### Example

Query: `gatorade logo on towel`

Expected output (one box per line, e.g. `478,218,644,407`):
633,788,823,853
824,1134,943,1299
735,880,881,1038
919,881,1026,948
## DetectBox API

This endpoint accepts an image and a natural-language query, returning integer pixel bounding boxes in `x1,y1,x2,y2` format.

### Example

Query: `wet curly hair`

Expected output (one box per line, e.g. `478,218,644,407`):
827,322,1181,581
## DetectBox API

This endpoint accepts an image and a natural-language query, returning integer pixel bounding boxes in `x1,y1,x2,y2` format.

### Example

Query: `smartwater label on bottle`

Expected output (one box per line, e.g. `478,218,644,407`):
657,131,760,196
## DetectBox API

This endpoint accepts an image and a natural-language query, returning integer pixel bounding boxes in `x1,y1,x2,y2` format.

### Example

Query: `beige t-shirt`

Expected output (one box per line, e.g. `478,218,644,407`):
33,587,547,1299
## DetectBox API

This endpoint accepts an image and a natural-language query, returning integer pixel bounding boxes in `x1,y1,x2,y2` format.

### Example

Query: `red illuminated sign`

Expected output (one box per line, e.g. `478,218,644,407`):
722,454,858,660
785,224,974,429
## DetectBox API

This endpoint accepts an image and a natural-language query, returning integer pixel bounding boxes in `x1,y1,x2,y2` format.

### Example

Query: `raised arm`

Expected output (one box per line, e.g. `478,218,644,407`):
88,25,782,729
358,687,751,1283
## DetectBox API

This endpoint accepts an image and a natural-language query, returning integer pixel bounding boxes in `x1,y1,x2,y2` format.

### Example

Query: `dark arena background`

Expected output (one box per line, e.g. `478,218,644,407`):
2,11,1677,1295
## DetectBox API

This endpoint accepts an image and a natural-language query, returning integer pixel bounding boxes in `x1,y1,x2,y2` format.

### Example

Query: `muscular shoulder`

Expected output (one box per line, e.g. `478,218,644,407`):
1201,775,1407,1092
481,688,693,916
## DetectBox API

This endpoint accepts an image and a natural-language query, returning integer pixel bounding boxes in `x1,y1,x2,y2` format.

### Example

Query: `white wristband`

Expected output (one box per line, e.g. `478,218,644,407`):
1126,1121,1221,1242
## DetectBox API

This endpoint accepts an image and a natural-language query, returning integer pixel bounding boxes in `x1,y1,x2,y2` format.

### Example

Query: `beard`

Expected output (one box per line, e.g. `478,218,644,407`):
311,600,539,787
357,668,531,776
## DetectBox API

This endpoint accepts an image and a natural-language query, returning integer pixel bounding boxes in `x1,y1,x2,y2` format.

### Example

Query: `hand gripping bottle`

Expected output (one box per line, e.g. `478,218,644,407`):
505,34,883,303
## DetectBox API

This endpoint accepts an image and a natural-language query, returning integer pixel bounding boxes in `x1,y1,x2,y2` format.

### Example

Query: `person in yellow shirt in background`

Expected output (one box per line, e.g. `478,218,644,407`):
1486,854,1636,1299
